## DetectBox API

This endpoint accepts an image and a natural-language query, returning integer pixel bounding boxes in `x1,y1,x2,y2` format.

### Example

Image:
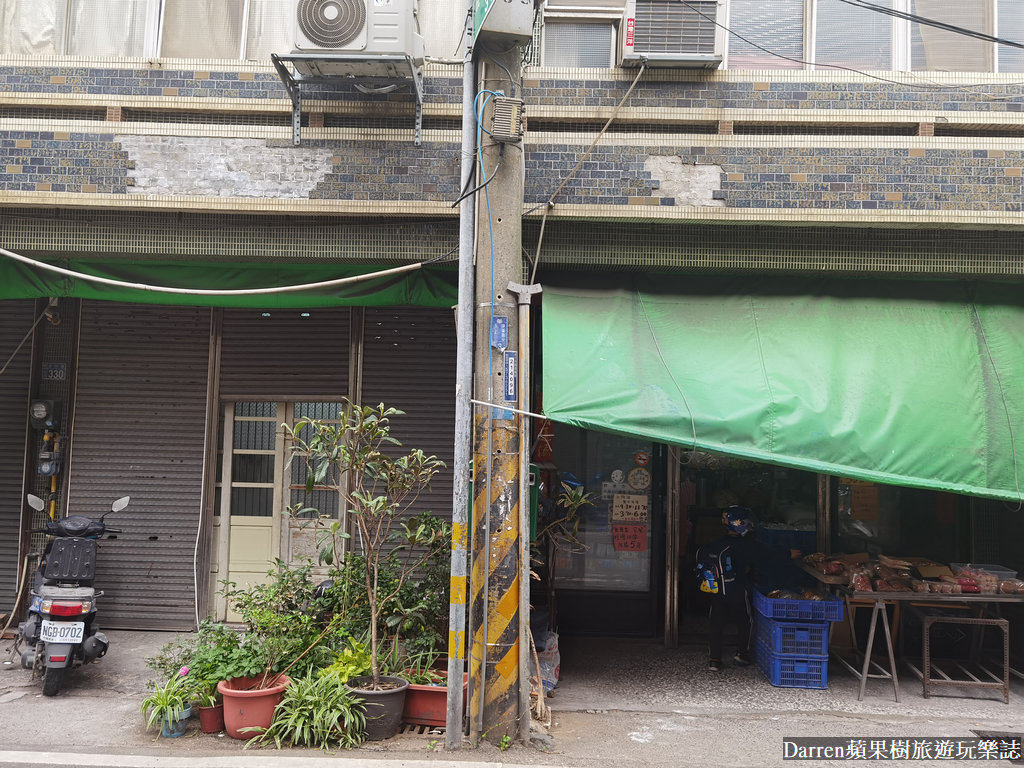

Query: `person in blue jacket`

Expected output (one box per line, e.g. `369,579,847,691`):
696,505,758,671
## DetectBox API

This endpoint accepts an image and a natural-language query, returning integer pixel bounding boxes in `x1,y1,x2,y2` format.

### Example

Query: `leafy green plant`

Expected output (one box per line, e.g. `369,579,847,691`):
147,618,253,701
317,637,371,683
243,670,367,750
220,559,347,687
499,734,513,751
401,650,445,686
284,400,447,690
141,671,191,734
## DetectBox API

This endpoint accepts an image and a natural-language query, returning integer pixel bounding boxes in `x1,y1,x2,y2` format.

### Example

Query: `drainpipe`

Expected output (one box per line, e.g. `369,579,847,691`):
446,3,477,749
509,281,540,742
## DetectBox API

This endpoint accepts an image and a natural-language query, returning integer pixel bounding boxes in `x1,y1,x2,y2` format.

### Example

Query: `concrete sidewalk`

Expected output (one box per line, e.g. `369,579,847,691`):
1,630,1022,767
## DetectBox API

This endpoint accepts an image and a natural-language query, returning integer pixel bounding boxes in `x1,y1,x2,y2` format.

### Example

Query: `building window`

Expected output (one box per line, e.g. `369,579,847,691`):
1,0,158,56
159,0,291,60
910,1,993,72
998,0,1024,72
542,20,616,67
727,0,805,69
724,0,1014,74
0,0,289,59
814,0,893,71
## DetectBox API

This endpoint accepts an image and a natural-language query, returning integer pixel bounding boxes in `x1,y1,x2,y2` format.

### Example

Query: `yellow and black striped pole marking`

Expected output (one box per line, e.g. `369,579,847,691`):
468,410,521,745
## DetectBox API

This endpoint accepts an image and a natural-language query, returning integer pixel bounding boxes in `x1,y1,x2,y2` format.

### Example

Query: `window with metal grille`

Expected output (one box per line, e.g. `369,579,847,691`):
727,0,804,69
543,21,615,67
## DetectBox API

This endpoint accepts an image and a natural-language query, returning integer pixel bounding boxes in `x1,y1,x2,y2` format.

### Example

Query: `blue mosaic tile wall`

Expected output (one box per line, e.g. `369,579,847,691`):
304,140,462,201
4,65,1024,112
0,131,132,193
522,144,1024,212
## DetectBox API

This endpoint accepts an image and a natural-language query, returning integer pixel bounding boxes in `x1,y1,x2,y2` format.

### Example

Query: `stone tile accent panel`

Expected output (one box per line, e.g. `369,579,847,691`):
309,140,461,202
0,131,132,193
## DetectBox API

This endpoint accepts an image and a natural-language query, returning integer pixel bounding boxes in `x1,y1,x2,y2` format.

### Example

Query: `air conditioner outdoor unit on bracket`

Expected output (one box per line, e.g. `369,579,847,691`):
620,0,724,68
275,0,426,145
292,0,424,73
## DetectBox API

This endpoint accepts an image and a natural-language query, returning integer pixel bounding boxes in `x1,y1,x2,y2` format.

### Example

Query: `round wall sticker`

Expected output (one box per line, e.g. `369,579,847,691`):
627,467,651,490
634,451,650,467
611,469,624,483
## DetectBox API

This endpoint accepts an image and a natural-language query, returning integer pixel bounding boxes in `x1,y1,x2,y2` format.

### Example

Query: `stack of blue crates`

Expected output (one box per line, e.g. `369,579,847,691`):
752,589,844,689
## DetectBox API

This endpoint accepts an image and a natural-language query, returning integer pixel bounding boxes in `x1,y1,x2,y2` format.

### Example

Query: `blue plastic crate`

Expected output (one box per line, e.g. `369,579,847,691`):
755,528,817,555
754,589,844,623
755,615,829,657
754,637,829,689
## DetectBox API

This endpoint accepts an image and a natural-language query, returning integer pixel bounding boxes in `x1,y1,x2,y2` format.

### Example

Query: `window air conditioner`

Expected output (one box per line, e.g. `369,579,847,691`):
620,0,724,68
291,0,424,76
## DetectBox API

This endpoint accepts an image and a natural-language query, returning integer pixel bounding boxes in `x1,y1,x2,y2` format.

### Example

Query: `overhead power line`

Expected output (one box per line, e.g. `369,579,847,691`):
835,0,1024,51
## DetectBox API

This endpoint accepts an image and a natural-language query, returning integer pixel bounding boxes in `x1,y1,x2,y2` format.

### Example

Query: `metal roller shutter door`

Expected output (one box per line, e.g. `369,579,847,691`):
0,301,34,615
219,308,350,397
69,302,210,630
361,307,456,520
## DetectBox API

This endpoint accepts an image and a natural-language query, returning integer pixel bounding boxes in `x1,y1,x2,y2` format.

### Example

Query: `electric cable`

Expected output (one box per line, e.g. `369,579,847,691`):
835,0,1024,51
0,300,52,378
528,61,647,283
677,0,1024,92
0,246,425,297
451,143,504,207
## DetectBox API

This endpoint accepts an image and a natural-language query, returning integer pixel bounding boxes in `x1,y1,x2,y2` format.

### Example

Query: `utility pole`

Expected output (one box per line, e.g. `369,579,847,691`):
468,41,525,746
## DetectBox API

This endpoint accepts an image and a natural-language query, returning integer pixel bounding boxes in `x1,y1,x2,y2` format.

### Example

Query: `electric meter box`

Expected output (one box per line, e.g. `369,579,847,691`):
474,0,535,44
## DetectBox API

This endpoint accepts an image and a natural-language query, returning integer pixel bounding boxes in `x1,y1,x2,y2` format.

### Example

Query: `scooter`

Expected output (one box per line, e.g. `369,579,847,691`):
17,493,127,696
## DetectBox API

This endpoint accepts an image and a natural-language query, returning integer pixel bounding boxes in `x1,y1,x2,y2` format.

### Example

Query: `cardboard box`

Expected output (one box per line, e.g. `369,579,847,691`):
915,564,952,579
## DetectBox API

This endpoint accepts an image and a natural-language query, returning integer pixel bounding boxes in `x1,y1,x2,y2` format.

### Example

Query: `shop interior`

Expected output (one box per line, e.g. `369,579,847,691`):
529,423,1024,704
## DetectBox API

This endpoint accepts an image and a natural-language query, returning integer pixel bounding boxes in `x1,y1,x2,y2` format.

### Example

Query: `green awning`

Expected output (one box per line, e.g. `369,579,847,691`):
541,276,1024,502
0,258,457,308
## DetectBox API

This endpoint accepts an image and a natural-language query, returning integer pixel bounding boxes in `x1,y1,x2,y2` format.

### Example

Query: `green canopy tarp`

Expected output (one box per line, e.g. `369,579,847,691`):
0,258,458,308
541,276,1024,502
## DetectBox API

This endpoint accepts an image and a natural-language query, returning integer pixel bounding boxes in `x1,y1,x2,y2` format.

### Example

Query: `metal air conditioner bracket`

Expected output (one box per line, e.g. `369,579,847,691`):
271,53,424,146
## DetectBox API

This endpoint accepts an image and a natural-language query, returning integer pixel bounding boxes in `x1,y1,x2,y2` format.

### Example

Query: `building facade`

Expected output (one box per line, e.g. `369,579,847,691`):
1,0,1022,645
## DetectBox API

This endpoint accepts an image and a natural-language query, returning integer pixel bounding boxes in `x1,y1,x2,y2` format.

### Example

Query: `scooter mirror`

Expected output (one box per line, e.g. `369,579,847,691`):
111,496,130,513
26,494,45,512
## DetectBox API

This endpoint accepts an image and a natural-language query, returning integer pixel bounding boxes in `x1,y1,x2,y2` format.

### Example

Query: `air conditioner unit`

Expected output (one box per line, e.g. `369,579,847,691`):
291,0,424,76
620,0,724,68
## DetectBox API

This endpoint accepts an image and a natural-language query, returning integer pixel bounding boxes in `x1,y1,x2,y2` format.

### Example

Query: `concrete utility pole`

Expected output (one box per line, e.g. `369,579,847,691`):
468,42,525,746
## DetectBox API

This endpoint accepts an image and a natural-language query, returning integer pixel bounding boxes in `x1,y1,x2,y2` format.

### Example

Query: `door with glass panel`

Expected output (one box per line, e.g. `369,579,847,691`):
217,401,343,621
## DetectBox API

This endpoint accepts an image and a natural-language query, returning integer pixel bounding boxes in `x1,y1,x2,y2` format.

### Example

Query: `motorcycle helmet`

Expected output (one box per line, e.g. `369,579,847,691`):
723,506,753,536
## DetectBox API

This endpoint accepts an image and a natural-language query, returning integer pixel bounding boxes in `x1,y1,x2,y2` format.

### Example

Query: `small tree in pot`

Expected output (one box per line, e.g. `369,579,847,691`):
285,401,445,737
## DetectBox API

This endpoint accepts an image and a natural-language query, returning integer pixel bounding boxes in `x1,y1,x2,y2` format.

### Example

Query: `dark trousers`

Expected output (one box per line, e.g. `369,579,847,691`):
708,587,752,660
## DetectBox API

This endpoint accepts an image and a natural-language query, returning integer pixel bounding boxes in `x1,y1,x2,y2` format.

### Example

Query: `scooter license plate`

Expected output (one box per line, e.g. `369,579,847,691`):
40,620,84,644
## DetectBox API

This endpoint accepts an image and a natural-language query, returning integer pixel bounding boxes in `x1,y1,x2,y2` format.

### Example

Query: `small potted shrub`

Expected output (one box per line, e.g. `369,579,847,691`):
286,401,447,740
192,679,224,733
141,668,192,738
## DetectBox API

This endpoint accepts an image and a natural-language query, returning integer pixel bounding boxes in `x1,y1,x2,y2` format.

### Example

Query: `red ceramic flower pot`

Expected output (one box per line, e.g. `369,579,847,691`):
198,703,225,734
218,675,290,740
402,673,468,728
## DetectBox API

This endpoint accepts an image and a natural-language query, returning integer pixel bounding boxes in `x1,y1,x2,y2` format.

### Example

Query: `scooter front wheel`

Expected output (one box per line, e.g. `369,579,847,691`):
42,666,65,697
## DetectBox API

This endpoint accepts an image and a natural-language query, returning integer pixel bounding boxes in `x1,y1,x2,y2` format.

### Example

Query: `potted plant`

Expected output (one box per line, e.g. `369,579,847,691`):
193,679,224,734
400,651,467,728
286,400,446,740
217,562,347,739
242,669,367,750
141,668,192,738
